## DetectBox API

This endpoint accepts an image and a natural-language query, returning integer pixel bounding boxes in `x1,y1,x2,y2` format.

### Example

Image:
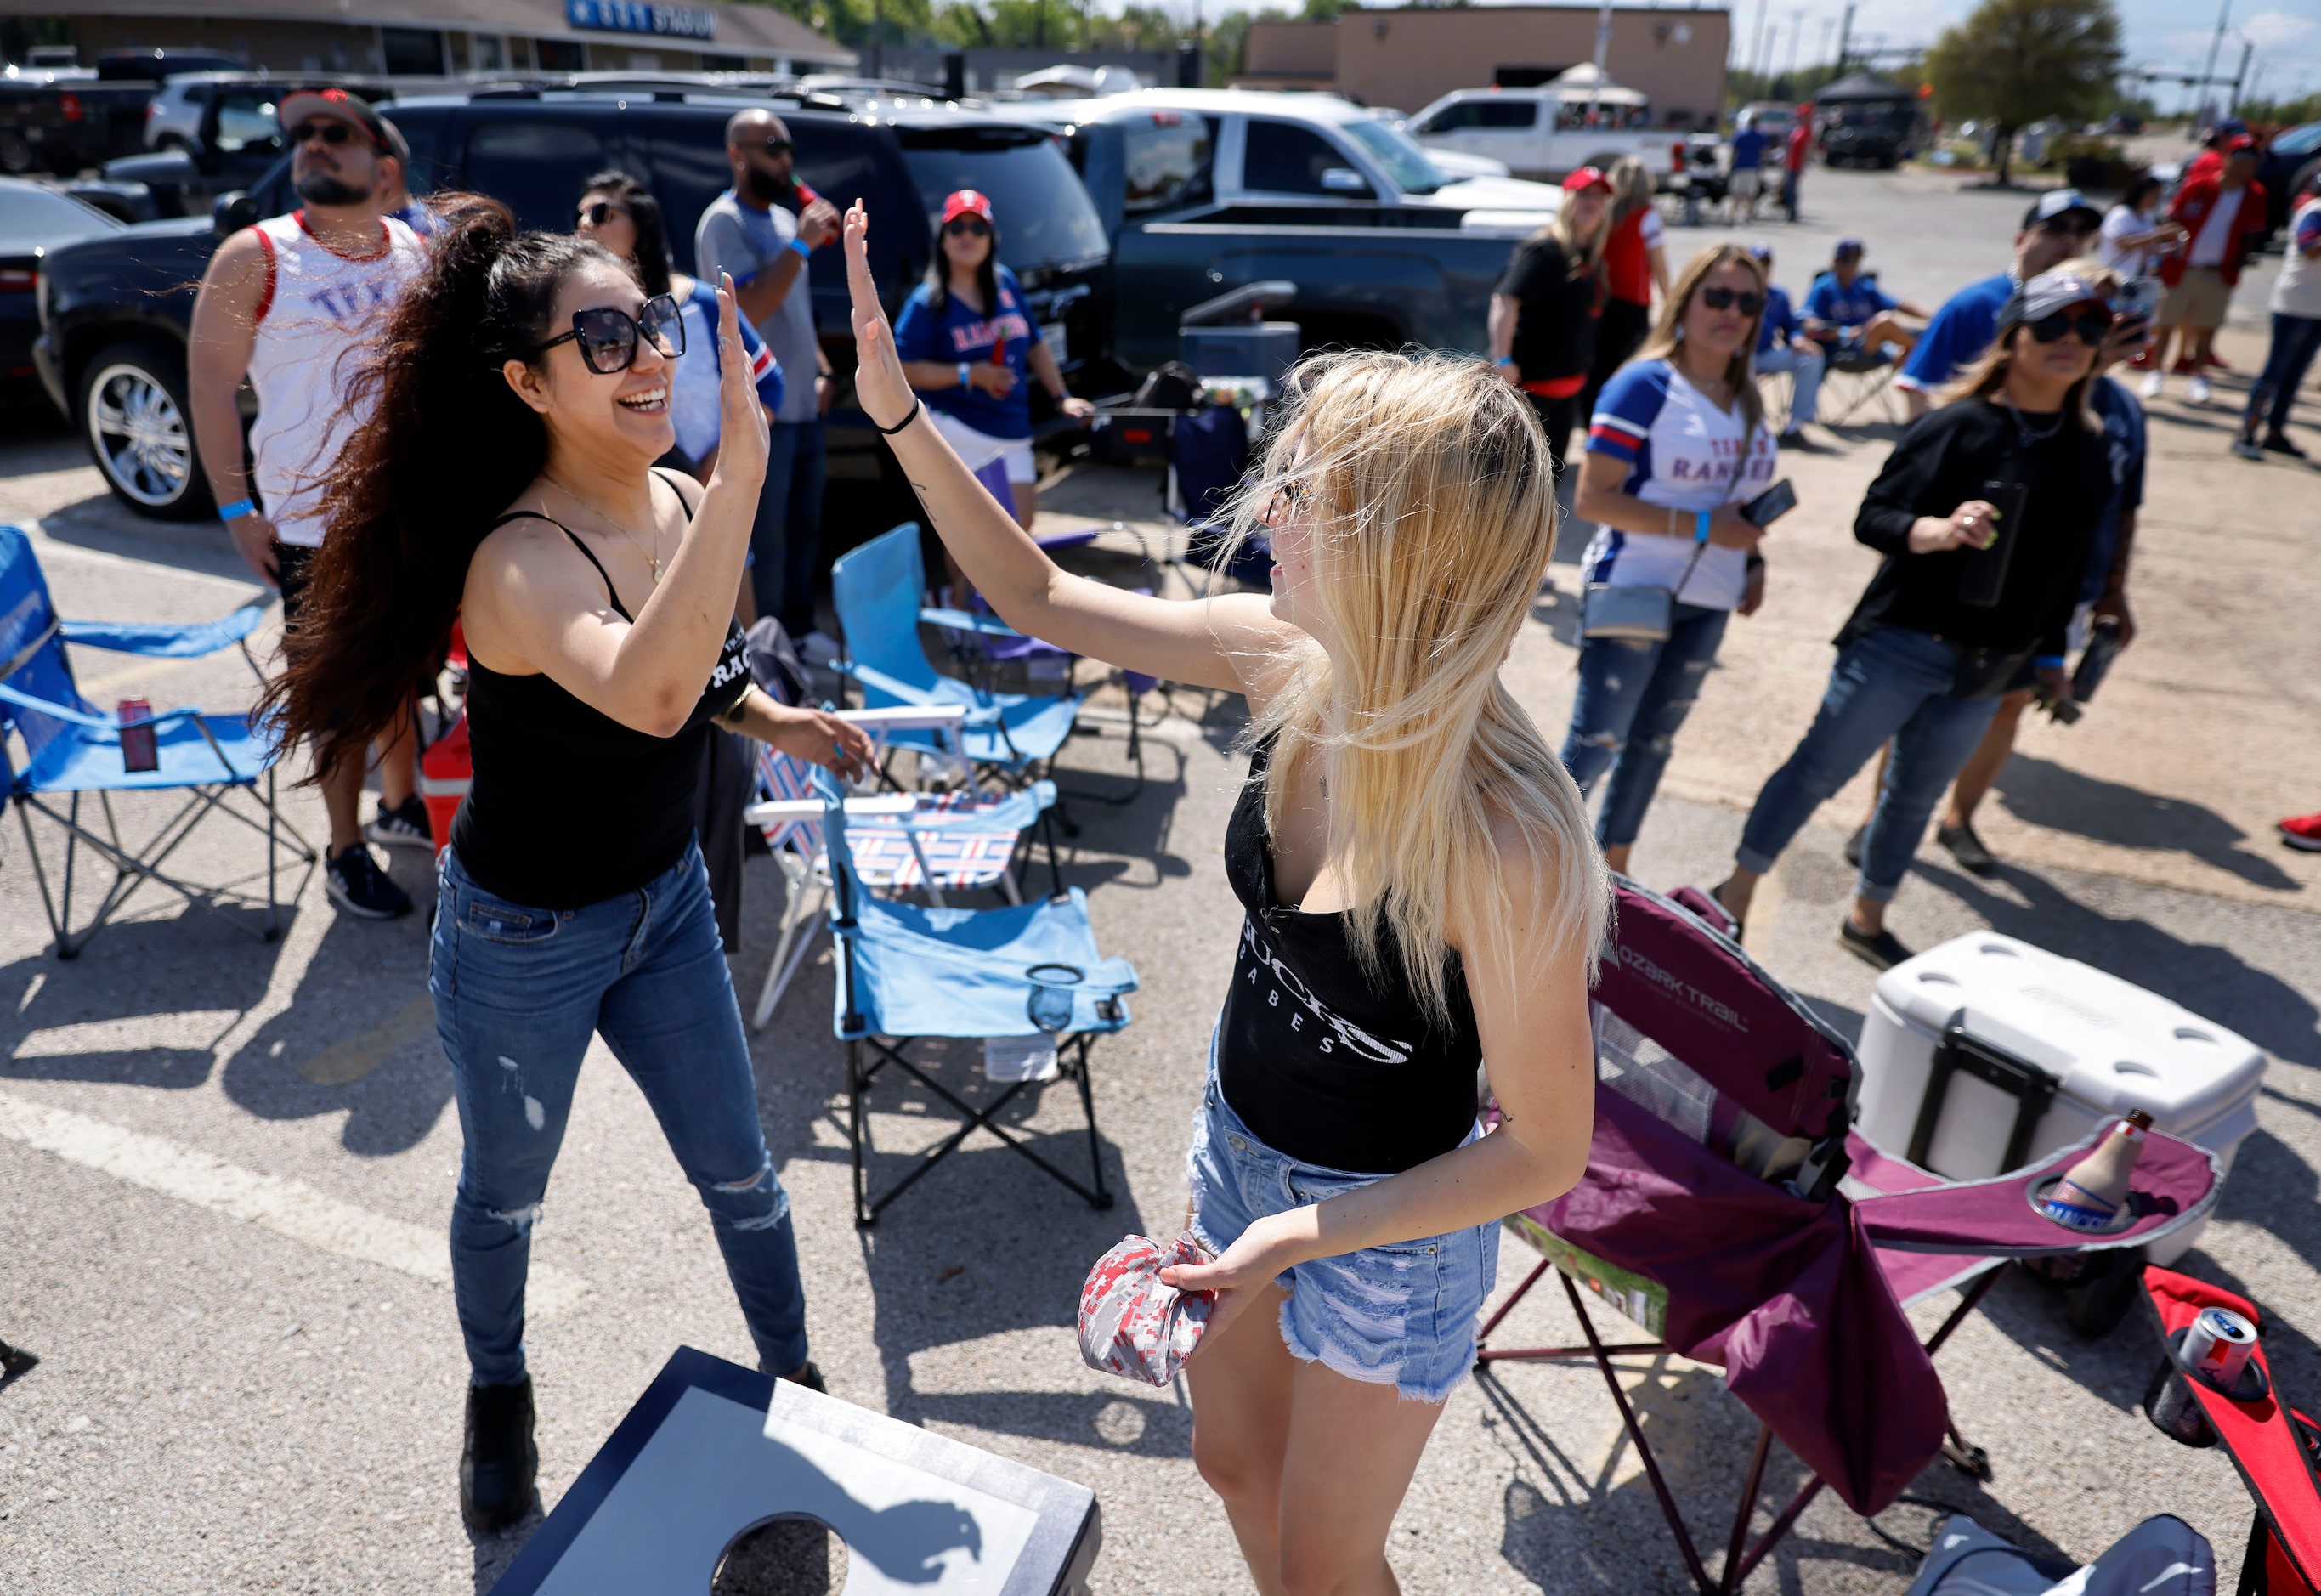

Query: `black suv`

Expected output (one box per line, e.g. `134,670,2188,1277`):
34,82,1110,522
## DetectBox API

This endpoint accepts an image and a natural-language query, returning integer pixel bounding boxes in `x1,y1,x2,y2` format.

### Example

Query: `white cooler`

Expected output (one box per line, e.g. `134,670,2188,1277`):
1856,931,2266,1266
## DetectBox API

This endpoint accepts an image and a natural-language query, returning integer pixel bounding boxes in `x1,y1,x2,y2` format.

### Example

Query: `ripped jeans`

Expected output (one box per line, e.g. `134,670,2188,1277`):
1559,603,1730,849
430,840,807,1385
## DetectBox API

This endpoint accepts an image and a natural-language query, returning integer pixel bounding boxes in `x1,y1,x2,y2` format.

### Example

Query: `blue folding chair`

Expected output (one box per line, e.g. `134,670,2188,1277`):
0,524,315,959
817,769,1137,1225
829,524,1081,782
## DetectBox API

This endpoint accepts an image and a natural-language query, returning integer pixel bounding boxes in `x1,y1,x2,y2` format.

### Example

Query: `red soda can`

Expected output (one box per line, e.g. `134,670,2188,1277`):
117,698,158,773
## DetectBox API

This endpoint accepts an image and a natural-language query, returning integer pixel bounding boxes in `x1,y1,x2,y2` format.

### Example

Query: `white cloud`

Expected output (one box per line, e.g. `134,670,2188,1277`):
2240,10,2317,50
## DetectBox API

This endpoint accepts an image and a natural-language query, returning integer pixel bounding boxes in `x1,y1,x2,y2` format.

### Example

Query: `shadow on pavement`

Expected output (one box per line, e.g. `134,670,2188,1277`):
1912,861,2319,1069
1992,753,2302,893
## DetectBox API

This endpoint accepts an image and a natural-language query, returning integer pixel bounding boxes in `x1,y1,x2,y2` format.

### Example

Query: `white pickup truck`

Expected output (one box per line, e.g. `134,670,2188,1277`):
1407,87,1695,187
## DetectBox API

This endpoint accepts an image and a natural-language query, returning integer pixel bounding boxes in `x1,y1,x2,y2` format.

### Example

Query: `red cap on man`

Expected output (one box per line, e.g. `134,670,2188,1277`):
275,86,393,154
941,189,994,225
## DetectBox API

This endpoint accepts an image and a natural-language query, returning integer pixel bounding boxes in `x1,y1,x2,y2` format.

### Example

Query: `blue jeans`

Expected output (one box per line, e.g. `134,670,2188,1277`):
2245,314,2321,439
1756,342,1826,425
1735,628,2006,902
751,419,828,637
430,840,807,1385
1560,603,1730,849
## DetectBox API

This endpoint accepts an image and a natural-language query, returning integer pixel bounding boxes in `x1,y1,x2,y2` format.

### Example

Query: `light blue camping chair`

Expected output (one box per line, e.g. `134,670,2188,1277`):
828,523,1081,783
816,768,1136,1225
0,524,315,958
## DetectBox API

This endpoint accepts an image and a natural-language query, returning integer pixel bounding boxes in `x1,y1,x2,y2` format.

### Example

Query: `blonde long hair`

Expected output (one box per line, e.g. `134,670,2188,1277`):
1527,183,1612,279
1633,243,1769,439
1221,351,1612,1022
1607,155,1656,220
1933,255,2116,432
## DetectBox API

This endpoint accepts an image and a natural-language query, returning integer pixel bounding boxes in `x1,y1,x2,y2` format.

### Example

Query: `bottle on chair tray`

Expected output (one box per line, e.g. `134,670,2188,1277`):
2040,1109,2155,1231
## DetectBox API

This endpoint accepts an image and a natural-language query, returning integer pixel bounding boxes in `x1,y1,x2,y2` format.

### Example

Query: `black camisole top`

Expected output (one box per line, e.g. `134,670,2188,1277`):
1216,735,1485,1174
450,470,751,910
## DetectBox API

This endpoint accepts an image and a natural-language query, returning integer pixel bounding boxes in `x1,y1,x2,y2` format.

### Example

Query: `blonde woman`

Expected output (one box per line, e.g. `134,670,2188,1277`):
844,200,1607,1595
1588,155,1671,406
1562,245,1780,878
1487,165,1615,468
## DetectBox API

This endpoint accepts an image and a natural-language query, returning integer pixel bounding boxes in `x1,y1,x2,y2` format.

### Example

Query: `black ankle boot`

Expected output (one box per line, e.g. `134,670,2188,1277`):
461,1376,537,1532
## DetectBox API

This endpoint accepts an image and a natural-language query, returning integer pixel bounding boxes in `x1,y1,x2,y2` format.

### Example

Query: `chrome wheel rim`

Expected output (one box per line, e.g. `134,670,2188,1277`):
87,361,194,508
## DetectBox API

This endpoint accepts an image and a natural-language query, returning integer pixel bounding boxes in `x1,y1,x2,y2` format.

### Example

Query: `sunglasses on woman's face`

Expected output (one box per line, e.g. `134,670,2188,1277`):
577,199,627,228
943,217,991,237
1698,286,1766,314
2028,306,2114,346
532,294,685,375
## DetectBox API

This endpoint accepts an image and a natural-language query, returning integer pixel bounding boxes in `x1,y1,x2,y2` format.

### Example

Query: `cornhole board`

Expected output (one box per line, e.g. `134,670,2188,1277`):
489,1347,1101,1595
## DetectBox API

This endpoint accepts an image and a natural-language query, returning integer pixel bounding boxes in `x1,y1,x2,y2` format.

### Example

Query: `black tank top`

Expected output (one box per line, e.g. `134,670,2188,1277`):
450,470,751,910
1217,735,1484,1174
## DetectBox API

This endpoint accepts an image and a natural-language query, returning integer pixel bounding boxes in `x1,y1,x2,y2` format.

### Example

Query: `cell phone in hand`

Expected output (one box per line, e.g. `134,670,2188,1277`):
1739,478,1797,528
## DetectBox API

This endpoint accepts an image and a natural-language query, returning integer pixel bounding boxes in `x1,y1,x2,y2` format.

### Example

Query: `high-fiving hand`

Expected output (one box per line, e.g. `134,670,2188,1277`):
710,272,770,490
843,201,919,433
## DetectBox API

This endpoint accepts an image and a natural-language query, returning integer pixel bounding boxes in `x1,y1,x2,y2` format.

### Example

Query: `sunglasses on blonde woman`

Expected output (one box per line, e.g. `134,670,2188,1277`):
1698,286,1766,314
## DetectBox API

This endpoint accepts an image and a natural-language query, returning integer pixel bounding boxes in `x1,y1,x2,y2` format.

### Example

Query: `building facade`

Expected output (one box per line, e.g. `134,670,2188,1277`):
1242,5,1730,126
17,0,852,78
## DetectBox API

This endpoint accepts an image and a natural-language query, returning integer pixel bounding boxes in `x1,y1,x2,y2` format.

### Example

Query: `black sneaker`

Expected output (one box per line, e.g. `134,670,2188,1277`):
364,793,433,851
1936,823,1998,877
461,1376,537,1533
1838,917,1915,971
0,1339,36,1383
1843,824,1866,869
326,844,413,920
2263,432,2309,459
774,1361,827,1395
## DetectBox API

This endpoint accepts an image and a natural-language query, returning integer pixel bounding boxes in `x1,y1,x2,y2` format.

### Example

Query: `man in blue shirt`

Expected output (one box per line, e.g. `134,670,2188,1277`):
1895,186,2101,416
1728,114,1769,220
696,107,841,650
1747,242,1824,444
1801,238,1928,362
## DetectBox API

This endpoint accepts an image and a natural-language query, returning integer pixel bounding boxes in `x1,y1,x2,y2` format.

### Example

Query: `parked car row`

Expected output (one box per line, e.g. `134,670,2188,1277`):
0,48,246,176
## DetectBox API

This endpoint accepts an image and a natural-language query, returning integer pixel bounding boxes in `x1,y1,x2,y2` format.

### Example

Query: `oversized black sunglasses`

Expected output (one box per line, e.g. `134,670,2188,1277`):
577,199,627,227
291,120,359,147
1699,286,1765,314
531,294,685,374
2027,306,2114,346
943,217,991,237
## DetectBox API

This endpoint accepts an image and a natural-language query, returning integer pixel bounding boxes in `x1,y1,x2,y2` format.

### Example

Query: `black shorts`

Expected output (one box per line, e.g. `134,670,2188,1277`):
275,542,314,627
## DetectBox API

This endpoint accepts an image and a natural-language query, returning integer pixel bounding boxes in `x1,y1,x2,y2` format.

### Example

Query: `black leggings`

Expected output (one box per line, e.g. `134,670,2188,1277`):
1527,390,1585,479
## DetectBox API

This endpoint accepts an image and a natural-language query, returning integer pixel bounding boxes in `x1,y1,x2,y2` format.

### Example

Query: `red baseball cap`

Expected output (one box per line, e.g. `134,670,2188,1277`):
1562,166,1612,195
276,87,391,154
2224,133,2259,154
940,189,994,225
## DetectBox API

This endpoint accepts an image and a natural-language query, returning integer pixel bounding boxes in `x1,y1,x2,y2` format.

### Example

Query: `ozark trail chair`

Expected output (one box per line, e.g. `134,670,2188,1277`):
0,524,314,958
814,769,1135,1226
1476,877,2222,1595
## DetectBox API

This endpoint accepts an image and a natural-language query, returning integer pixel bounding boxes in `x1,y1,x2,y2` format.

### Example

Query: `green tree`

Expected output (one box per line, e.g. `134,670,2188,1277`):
1922,0,2122,184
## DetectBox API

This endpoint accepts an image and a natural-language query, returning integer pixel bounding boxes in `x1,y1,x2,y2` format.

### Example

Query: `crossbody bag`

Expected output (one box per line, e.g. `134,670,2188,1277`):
1581,419,1757,644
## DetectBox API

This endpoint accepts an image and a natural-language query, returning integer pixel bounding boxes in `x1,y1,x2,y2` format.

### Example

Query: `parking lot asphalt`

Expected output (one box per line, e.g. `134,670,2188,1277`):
1,158,2317,1593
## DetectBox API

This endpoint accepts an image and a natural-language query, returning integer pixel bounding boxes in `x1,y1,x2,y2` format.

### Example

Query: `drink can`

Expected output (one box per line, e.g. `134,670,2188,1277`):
117,698,158,773
2182,1305,2258,1388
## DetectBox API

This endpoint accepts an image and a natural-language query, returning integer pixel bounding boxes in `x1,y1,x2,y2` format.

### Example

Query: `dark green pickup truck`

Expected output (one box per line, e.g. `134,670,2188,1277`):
1038,88,1568,375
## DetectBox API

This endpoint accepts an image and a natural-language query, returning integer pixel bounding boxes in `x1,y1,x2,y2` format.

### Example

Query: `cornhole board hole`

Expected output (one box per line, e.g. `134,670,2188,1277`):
489,1348,1101,1595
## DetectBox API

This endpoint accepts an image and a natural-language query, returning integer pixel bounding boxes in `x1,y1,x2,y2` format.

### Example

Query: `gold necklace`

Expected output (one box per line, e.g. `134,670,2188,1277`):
543,473,665,585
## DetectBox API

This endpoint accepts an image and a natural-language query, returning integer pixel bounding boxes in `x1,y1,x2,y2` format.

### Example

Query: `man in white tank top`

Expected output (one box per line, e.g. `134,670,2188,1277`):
190,88,429,921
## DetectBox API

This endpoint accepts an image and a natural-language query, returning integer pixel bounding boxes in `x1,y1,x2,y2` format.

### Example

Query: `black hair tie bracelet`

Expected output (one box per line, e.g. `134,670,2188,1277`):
875,399,924,437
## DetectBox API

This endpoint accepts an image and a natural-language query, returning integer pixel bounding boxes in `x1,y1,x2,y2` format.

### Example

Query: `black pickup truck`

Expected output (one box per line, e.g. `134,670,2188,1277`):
34,83,1110,521
0,48,246,177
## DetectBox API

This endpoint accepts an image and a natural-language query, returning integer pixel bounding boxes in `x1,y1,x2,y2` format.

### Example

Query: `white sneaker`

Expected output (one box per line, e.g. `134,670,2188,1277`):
2188,374,2213,405
2139,370,2165,399
797,629,841,665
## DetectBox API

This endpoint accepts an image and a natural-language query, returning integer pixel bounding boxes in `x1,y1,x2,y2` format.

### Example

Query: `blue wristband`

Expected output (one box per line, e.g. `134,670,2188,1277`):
1695,509,1712,543
2034,654,2065,669
218,499,256,523
787,235,812,259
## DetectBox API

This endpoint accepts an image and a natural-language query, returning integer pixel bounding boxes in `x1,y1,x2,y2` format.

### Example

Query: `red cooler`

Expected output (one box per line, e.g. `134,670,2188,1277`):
418,713,470,858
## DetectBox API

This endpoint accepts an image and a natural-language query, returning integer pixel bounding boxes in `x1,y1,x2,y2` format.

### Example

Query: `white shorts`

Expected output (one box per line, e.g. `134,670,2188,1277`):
1729,168,1763,200
931,409,1037,485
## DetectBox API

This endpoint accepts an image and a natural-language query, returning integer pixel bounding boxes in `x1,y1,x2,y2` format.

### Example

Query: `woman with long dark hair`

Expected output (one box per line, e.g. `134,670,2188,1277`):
259,195,874,1532
1713,267,2116,966
893,188,1092,534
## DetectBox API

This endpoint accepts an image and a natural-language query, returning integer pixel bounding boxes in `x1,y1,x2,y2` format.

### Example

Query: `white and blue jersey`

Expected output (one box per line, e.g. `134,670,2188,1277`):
669,276,783,468
1897,270,2014,393
1581,359,1778,612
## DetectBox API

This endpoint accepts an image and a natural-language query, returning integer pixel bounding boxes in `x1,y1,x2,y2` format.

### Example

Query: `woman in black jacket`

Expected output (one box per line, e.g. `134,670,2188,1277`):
1712,268,2118,966
1487,166,1613,470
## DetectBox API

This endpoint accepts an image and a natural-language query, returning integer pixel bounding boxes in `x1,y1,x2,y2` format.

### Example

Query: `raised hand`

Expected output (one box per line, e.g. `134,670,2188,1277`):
843,201,917,432
710,273,769,490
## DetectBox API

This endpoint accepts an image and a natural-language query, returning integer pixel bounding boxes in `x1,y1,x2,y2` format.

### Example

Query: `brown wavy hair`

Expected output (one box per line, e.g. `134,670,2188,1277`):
257,195,638,777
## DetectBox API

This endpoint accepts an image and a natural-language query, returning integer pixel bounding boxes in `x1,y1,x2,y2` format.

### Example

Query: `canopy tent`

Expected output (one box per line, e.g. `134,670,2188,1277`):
1549,62,1648,107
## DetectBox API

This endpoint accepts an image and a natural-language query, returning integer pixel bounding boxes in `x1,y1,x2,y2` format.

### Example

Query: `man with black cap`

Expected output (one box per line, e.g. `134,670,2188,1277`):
1896,187,2102,417
2148,135,2268,405
188,87,429,922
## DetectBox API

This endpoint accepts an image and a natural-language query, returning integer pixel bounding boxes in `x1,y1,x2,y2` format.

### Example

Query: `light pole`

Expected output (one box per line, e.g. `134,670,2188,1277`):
2196,0,2230,130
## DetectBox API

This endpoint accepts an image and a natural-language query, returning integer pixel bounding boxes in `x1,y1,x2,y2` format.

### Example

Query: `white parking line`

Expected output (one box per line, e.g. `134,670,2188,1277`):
0,1090,589,1316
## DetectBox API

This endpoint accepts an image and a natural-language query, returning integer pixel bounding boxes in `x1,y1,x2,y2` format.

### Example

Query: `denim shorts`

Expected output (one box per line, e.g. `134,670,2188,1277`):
1185,1043,1498,1404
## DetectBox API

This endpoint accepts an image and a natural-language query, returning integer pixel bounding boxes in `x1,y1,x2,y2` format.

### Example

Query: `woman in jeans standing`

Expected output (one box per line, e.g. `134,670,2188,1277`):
259,197,874,1531
1712,268,2116,966
1561,245,1780,877
1487,166,1613,468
